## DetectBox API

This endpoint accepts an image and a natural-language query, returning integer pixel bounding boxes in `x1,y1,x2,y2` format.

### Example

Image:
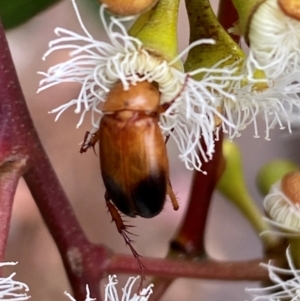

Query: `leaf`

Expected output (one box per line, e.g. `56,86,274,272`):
0,0,61,30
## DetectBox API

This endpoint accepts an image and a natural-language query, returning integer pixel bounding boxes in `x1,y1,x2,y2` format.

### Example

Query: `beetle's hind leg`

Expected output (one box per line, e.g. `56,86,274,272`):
80,131,100,154
105,192,146,281
167,179,179,211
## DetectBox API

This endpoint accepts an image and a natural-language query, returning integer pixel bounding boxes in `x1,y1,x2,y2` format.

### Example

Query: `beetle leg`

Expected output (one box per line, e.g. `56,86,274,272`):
80,131,100,154
167,179,179,211
164,127,174,144
105,192,146,281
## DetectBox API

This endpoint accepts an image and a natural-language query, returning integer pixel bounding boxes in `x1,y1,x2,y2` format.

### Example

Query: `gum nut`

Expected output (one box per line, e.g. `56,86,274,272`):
281,171,300,205
99,0,158,16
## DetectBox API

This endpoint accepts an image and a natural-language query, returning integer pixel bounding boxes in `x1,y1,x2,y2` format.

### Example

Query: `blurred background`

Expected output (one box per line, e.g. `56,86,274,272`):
2,0,300,300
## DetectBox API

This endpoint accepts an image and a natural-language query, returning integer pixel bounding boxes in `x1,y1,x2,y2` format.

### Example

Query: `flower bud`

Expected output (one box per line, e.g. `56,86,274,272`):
264,171,300,233
99,0,158,16
233,0,300,78
278,0,300,20
257,160,299,196
217,139,278,248
281,172,300,205
264,171,300,268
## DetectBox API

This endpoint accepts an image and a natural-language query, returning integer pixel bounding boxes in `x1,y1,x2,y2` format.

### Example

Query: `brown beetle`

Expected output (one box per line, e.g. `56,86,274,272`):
80,80,178,274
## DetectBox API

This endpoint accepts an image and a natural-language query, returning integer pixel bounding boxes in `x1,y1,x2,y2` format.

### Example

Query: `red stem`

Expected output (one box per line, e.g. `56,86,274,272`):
109,253,269,281
171,134,224,255
0,21,107,301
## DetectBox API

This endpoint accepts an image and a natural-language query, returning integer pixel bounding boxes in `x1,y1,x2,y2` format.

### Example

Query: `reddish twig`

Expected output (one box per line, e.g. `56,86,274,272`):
0,21,107,301
171,133,224,256
108,253,271,281
0,19,31,264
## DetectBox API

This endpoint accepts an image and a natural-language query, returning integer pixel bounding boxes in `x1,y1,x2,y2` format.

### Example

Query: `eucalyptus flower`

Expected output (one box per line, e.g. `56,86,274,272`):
247,0,300,79
222,69,300,140
263,172,300,236
232,0,300,79
261,171,300,268
228,0,300,133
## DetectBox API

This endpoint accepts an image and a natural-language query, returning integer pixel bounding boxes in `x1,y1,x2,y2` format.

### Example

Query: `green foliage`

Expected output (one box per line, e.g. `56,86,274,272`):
0,0,61,29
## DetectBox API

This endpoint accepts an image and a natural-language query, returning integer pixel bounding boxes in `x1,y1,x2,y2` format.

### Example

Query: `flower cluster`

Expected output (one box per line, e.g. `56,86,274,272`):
38,0,300,171
38,0,238,172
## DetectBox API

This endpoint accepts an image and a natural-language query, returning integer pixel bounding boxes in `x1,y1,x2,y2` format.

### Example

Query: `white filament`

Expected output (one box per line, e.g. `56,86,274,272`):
223,70,300,141
0,262,30,301
247,247,300,300
104,275,153,301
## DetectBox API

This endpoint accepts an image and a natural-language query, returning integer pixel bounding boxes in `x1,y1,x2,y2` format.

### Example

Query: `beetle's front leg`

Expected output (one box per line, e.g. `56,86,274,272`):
80,131,100,154
167,179,179,211
105,192,146,279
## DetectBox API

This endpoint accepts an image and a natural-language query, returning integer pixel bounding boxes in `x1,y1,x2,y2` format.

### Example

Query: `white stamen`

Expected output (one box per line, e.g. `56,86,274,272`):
0,262,30,300
246,247,300,300
64,276,153,301
65,285,95,301
104,275,153,301
222,68,300,141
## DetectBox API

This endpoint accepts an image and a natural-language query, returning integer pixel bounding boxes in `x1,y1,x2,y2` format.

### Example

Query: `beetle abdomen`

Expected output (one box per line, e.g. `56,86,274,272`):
102,171,167,217
100,111,169,218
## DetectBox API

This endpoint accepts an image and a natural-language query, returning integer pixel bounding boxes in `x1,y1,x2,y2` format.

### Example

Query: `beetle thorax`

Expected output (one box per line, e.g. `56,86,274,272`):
102,81,160,113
